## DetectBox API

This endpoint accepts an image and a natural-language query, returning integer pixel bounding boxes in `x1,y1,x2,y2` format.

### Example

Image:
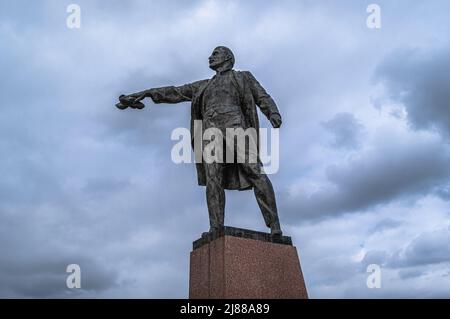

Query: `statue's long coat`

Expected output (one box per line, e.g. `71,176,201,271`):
149,70,280,190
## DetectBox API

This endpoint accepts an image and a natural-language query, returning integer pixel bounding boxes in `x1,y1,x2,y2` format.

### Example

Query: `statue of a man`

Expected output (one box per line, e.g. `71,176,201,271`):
119,46,283,235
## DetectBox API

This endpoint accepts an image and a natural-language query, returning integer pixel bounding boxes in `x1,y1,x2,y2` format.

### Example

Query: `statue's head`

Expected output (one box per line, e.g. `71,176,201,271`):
208,46,235,71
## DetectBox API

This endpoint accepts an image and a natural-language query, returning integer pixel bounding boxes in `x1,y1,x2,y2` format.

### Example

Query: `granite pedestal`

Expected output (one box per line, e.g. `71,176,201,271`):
189,226,308,299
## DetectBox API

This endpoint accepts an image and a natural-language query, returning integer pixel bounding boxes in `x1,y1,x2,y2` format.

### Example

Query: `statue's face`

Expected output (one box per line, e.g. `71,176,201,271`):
208,47,228,70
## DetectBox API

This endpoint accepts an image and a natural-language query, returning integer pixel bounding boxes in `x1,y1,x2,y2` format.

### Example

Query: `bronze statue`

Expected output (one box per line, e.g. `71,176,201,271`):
118,46,283,235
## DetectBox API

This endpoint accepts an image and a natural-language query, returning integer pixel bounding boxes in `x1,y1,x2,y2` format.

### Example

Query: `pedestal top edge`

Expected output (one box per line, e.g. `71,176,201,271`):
192,226,293,250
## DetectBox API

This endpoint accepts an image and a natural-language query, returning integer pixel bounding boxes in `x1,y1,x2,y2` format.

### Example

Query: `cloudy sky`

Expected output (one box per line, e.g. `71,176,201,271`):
1,0,449,298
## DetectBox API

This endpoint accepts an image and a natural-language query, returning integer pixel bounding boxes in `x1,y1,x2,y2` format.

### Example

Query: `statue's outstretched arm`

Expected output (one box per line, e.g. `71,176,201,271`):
127,80,206,105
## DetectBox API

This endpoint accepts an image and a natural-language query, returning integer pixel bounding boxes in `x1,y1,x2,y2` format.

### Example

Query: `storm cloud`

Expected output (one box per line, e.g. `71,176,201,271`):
322,113,364,150
374,46,450,138
282,132,450,220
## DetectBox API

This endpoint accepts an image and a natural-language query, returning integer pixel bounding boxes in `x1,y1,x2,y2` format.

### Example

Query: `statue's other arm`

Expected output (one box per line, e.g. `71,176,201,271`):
129,80,207,104
244,71,282,128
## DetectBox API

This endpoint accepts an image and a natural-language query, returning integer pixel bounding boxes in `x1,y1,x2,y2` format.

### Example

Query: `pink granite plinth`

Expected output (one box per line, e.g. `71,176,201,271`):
189,227,308,299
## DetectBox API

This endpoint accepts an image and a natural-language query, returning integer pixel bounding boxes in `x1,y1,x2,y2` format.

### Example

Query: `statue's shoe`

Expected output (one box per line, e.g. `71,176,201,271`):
201,227,222,238
271,229,283,236
201,231,209,238
270,224,283,236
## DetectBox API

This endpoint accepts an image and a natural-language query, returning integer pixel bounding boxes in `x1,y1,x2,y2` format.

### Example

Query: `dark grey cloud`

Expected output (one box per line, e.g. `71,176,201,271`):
374,46,450,138
0,255,118,298
390,227,450,268
435,186,450,201
359,228,450,276
283,138,450,220
322,113,364,150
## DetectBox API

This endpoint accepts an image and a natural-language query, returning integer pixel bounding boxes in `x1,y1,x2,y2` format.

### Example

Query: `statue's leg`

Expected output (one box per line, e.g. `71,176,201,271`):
204,162,225,232
240,162,282,235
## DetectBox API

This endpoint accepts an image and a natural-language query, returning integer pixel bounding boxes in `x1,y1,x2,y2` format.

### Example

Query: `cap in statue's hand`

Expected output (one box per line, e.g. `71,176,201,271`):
115,94,145,110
